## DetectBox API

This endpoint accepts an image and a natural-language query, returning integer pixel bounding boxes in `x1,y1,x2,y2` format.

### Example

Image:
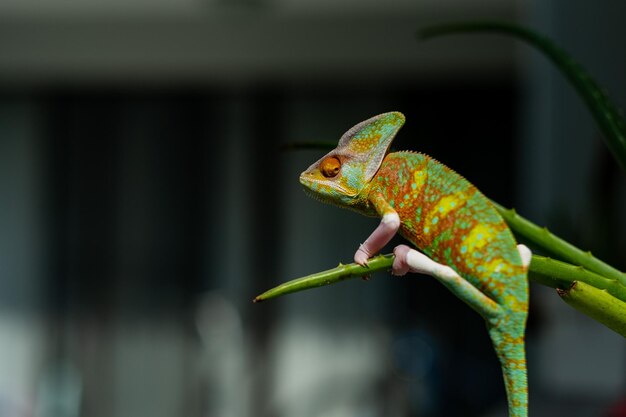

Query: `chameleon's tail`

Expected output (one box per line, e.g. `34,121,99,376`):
488,313,528,417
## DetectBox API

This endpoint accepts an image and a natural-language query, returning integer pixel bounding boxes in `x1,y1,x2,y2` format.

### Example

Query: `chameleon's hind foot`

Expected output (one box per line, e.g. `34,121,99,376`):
392,244,464,280
391,244,462,280
391,244,412,275
391,244,501,318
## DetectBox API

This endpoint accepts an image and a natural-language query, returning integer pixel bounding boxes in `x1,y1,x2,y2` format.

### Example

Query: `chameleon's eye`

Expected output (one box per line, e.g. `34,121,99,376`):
320,156,341,178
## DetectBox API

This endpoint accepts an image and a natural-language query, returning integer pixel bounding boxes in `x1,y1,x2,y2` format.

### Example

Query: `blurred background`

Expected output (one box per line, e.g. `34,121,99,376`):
1,0,625,416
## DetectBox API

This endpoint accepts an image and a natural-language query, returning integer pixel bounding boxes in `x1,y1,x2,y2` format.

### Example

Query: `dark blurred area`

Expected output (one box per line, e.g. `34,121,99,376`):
1,1,625,416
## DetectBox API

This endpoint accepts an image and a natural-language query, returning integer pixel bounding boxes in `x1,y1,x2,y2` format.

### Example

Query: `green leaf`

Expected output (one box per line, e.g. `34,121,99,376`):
418,20,626,172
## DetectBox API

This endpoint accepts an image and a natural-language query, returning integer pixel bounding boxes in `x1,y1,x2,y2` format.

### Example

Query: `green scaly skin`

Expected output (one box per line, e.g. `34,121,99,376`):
300,112,529,417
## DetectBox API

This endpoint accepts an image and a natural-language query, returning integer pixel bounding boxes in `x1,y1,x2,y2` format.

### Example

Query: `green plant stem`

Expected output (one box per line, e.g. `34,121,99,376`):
531,255,626,302
558,281,626,337
254,254,626,335
254,254,394,302
254,253,626,304
418,21,626,172
493,201,626,287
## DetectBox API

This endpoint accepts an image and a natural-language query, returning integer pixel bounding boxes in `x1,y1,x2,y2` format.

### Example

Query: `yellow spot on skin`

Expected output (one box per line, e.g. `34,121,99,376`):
482,257,506,276
462,224,494,252
424,193,464,229
412,170,426,194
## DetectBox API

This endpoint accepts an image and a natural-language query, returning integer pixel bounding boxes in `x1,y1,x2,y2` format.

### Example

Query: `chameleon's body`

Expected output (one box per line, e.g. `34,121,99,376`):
300,112,529,417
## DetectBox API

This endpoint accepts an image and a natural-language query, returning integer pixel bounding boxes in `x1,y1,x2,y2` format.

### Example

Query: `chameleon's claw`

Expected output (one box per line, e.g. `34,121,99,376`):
354,244,371,266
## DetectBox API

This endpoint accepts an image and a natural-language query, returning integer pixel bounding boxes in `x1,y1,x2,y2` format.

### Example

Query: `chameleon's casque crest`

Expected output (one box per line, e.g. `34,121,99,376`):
300,112,405,207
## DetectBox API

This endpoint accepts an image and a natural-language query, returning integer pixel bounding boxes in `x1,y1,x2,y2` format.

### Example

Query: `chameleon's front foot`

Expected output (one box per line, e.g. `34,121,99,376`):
354,212,400,266
354,245,373,266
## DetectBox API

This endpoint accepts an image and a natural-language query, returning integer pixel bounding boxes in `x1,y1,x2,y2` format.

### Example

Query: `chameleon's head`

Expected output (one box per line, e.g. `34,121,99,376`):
299,111,405,207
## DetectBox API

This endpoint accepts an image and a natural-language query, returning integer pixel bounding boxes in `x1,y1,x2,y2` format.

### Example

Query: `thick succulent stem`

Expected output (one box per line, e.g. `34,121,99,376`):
558,281,626,337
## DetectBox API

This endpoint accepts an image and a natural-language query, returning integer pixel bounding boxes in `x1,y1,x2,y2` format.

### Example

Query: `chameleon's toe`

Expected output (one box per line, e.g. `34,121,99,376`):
517,244,532,270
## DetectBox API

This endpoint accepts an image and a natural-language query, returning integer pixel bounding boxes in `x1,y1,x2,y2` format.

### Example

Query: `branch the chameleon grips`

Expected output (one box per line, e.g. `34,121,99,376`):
254,253,626,334
253,254,394,303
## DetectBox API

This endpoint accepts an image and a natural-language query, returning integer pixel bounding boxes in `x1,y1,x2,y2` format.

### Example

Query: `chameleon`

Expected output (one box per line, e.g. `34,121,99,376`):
299,112,531,417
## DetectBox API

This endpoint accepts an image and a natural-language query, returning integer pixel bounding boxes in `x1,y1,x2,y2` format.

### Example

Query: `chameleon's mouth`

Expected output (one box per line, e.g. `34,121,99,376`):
299,172,354,206
299,172,353,195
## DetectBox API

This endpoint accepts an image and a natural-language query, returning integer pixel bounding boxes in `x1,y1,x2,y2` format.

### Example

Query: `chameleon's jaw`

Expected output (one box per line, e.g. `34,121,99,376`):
299,171,356,206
